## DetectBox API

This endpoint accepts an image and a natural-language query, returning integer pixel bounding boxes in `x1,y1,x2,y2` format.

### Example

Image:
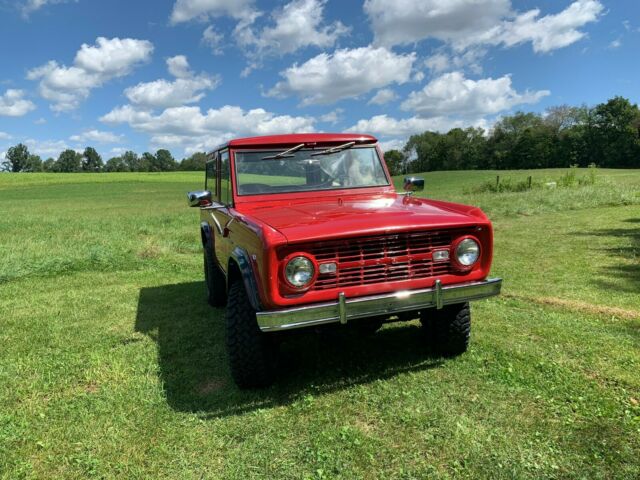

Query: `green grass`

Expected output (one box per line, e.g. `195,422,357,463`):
1,169,639,479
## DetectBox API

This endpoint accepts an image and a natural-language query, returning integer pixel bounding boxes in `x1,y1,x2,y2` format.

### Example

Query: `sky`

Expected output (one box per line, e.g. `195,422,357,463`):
0,0,638,160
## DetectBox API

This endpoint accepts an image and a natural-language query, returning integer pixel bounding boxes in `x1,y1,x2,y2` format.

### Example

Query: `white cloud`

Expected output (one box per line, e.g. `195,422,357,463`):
0,132,12,140
378,139,406,152
124,55,219,109
267,46,415,105
27,37,154,112
70,129,123,144
365,0,603,54
236,0,349,57
609,38,622,49
401,72,549,118
368,88,398,105
202,26,224,55
101,104,315,154
166,55,190,78
319,108,344,124
486,0,604,53
347,114,484,137
24,138,72,158
365,0,510,48
20,0,75,18
34,117,47,124
170,0,256,23
0,89,36,117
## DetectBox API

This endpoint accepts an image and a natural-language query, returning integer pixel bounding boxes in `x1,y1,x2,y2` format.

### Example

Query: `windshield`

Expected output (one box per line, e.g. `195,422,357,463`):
234,147,389,195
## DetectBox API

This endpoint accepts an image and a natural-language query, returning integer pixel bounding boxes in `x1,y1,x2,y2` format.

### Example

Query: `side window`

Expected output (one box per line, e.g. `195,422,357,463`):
205,154,217,196
220,150,231,205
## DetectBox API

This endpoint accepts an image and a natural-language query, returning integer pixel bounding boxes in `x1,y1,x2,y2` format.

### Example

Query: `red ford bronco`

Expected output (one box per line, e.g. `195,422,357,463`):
188,133,501,388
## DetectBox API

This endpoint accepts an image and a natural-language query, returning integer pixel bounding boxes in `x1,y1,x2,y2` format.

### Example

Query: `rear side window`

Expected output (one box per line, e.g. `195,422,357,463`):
220,150,231,205
205,154,217,196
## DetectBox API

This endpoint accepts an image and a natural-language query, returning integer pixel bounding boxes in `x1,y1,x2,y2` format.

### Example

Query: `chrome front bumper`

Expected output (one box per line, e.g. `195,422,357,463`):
257,278,502,332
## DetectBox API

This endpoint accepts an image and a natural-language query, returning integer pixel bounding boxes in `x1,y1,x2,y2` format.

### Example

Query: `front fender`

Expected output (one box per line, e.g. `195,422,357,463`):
229,246,262,311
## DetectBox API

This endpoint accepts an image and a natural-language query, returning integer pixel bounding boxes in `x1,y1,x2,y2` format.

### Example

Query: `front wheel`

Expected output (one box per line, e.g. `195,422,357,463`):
226,281,277,388
420,303,471,356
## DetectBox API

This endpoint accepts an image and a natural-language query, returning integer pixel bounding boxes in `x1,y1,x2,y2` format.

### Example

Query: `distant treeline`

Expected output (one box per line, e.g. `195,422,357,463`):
384,96,640,175
3,96,639,175
1,147,208,173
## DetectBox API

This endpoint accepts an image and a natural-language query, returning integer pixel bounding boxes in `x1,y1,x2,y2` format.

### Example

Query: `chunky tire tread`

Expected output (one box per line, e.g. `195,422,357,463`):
420,302,471,356
226,281,277,388
204,244,226,307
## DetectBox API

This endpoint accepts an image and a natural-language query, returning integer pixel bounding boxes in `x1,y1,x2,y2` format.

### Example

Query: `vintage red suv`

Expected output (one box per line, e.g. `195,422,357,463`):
188,133,501,388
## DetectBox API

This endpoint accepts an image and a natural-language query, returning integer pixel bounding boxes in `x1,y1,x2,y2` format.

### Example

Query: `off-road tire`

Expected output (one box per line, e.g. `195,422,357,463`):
203,244,226,307
226,281,277,388
420,303,471,356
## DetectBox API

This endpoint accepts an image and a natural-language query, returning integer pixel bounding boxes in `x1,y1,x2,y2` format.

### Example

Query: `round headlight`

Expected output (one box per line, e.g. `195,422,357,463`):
455,238,480,266
285,256,315,288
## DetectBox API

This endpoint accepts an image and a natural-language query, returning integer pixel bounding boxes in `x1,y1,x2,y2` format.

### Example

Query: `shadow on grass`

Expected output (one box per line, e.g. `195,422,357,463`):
581,218,640,294
136,282,443,417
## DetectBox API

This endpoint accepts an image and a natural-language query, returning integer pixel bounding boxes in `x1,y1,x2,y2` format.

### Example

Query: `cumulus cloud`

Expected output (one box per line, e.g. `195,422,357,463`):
202,26,224,55
401,72,549,118
347,115,487,137
0,132,12,140
0,89,36,117
24,138,73,158
124,55,219,109
27,37,154,112
236,0,349,57
101,104,315,154
20,0,76,18
70,129,123,144
319,108,344,124
170,0,256,23
267,46,415,105
368,88,398,105
366,0,603,53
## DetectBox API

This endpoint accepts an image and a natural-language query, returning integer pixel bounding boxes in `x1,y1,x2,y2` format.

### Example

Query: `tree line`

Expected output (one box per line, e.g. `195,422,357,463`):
1,146,209,173
3,96,638,175
385,96,640,175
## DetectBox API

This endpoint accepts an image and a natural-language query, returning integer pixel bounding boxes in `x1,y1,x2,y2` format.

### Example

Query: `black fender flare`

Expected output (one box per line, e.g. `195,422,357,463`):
229,246,262,311
200,222,212,248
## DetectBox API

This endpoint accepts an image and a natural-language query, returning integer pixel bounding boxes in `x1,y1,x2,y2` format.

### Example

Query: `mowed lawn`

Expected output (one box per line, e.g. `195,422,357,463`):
1,169,639,479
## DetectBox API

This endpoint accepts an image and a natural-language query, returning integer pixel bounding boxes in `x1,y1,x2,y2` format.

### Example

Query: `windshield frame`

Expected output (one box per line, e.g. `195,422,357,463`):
232,145,391,198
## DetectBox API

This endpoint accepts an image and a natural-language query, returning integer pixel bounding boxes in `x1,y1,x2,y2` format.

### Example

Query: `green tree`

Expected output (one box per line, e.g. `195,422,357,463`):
592,96,640,168
139,152,155,172
383,150,405,176
3,143,30,172
24,154,43,172
43,157,56,172
105,156,130,172
82,147,103,172
122,151,140,171
56,149,82,173
153,149,177,171
179,152,208,171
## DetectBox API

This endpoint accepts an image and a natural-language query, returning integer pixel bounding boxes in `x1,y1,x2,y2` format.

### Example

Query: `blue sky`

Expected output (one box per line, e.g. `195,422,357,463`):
0,0,638,160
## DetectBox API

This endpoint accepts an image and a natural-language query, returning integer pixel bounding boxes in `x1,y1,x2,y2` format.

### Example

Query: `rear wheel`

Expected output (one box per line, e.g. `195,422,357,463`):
203,244,226,307
226,281,277,388
420,303,471,356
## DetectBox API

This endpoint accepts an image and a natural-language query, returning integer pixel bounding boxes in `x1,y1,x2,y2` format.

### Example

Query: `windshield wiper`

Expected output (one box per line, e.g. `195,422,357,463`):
310,141,356,157
261,143,305,160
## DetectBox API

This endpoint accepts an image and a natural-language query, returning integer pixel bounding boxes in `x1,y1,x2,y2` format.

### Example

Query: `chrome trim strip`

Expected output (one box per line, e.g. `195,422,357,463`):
257,278,502,332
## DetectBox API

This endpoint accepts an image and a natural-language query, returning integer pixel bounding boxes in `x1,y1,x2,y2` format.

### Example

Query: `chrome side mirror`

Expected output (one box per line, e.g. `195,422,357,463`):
187,190,212,207
403,176,424,193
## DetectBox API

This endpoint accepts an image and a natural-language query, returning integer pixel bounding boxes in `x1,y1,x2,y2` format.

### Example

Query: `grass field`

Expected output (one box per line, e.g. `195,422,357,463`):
1,168,639,479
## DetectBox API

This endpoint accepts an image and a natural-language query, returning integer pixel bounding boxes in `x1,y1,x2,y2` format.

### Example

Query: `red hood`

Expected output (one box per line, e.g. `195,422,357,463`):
239,193,487,244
